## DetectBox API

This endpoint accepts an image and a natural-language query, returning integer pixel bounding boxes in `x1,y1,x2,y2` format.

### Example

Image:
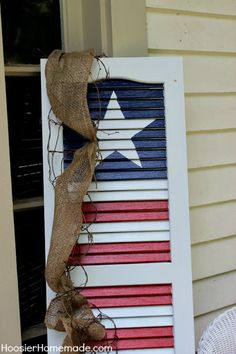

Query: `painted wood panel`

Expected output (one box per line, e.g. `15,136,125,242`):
187,131,236,169
192,236,236,281
147,11,236,53
190,201,236,244
42,58,195,353
149,53,236,93
189,165,236,207
185,95,236,132
146,0,236,16
193,271,236,317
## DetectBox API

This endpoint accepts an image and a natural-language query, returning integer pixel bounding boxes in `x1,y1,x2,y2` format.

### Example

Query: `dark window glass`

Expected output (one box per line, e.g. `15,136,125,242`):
14,209,46,329
6,76,43,199
1,0,61,64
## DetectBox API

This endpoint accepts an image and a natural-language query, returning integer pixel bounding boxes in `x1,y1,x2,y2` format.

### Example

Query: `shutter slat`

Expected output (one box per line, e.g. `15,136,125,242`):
90,109,165,119
95,170,167,180
82,200,168,212
88,180,168,191
83,210,168,222
64,150,166,161
69,252,171,265
107,326,172,339
97,128,166,140
79,284,172,297
97,118,165,129
88,89,164,99
82,221,169,233
102,337,174,350
89,99,164,109
79,231,170,244
100,316,173,328
92,305,173,317
95,159,166,170
89,79,164,89
74,242,170,254
84,190,168,202
89,296,172,307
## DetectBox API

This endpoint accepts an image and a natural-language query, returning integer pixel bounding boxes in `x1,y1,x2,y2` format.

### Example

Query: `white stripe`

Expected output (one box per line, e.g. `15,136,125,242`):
89,179,168,191
93,306,173,318
101,316,173,329
84,190,168,202
109,350,174,354
71,263,173,287
97,129,160,140
97,119,160,129
82,220,169,233
98,140,164,150
79,231,170,243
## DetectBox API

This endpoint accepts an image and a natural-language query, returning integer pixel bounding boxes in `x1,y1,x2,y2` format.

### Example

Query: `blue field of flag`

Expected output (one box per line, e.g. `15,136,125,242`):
63,79,167,180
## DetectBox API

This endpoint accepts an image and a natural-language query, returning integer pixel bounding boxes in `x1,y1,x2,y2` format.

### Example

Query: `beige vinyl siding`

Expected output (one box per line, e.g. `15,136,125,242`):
146,0,236,346
147,0,236,16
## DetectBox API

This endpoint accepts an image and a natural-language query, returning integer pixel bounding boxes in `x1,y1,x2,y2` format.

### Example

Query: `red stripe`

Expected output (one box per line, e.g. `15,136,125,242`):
77,284,172,308
69,252,170,265
74,242,170,255
89,336,174,350
106,326,173,339
82,200,169,222
69,242,171,265
78,284,172,297
88,295,172,307
111,337,174,349
89,328,174,349
82,200,168,212
83,210,168,222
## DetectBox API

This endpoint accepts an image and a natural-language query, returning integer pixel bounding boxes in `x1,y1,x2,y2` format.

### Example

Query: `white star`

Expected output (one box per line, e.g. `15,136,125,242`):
97,91,154,167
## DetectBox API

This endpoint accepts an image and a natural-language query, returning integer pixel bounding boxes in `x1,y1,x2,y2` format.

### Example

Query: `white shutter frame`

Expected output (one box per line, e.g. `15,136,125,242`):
41,57,195,353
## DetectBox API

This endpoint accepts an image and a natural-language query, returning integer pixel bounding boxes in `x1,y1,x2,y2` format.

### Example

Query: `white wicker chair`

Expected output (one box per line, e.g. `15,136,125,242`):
198,306,236,354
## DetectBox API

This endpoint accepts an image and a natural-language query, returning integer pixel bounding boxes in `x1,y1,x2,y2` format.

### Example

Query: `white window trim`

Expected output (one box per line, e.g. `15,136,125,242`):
60,0,148,56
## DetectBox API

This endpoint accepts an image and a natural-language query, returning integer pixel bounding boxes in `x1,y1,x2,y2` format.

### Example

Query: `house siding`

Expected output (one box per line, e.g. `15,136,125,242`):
146,0,236,345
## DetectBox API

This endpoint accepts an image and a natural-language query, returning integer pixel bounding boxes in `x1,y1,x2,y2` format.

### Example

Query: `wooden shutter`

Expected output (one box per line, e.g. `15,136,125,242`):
41,57,195,353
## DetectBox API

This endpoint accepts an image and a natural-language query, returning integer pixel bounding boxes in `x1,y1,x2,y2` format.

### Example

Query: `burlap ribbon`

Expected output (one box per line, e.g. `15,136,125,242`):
44,50,106,352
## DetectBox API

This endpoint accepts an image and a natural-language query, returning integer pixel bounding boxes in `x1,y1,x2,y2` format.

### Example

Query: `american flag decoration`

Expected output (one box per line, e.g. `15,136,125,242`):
41,58,195,353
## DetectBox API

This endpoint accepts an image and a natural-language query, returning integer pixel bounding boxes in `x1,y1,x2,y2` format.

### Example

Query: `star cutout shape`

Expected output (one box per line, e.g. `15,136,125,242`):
96,91,155,167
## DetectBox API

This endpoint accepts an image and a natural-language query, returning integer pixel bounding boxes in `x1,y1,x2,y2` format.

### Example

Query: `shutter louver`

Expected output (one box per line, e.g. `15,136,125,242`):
41,58,195,353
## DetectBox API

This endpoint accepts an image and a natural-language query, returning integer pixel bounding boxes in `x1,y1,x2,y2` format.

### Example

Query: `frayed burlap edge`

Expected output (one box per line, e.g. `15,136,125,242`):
44,49,105,347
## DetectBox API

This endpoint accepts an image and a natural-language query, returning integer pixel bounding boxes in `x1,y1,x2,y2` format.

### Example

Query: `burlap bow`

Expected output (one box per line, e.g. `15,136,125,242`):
44,50,105,352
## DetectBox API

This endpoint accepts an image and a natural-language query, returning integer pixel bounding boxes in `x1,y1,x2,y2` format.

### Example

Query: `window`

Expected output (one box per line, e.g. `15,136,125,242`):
1,0,61,345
